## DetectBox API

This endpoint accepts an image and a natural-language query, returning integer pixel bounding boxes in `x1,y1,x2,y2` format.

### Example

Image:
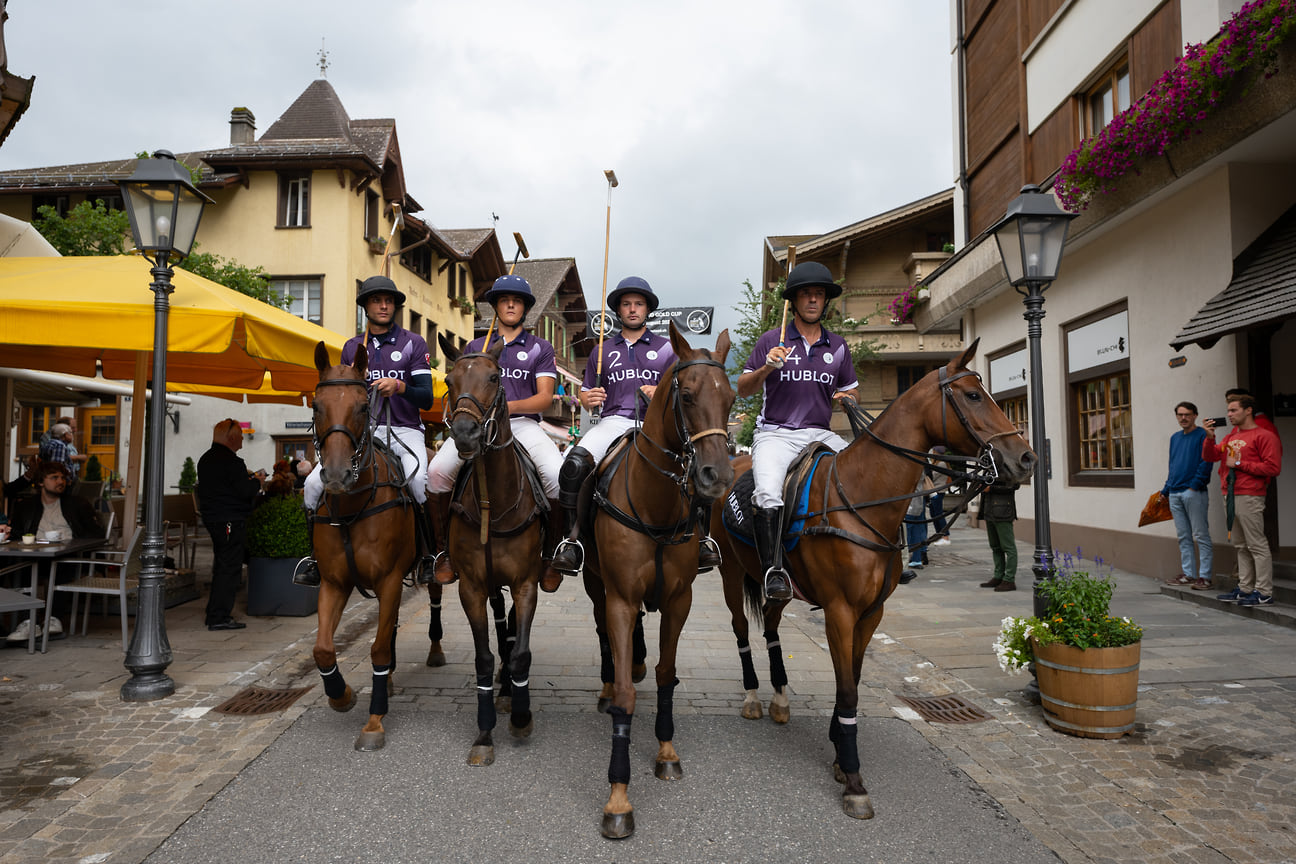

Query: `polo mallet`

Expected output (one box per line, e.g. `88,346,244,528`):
778,244,797,347
590,169,618,425
382,202,405,278
484,232,530,348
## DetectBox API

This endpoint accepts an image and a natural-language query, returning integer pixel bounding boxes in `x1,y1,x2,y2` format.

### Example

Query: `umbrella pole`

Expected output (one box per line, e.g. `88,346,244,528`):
122,258,177,702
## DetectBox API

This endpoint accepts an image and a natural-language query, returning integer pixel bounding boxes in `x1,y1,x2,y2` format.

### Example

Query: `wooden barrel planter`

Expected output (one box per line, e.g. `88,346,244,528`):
1031,640,1141,739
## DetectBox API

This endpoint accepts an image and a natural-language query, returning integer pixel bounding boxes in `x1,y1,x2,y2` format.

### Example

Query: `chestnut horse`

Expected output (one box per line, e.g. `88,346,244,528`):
712,339,1035,818
439,336,547,766
582,323,734,840
308,341,417,752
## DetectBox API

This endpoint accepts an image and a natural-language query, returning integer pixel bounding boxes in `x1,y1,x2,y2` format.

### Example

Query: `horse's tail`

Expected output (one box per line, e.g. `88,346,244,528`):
742,571,765,624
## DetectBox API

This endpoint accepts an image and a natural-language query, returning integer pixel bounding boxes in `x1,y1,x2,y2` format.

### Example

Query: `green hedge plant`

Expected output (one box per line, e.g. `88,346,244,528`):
246,492,311,558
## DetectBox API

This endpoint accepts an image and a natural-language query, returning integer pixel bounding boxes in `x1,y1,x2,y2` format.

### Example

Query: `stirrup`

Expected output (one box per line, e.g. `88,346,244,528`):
415,554,438,586
550,537,584,575
292,557,320,587
432,552,457,586
698,535,722,571
763,566,792,602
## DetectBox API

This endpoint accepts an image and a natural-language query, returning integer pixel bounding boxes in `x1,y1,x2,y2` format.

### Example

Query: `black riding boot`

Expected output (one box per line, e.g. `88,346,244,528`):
550,447,594,575
753,506,791,601
695,501,722,573
429,491,456,585
414,498,438,586
292,507,320,587
540,497,565,593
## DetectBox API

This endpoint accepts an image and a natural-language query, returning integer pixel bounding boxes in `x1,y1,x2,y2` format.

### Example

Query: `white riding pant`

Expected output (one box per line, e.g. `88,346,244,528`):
575,415,636,464
750,426,849,509
304,424,428,509
427,416,562,499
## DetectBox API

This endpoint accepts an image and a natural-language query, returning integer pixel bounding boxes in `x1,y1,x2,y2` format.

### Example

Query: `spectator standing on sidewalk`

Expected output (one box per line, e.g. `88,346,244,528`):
904,474,932,569
927,446,951,546
197,419,264,631
1159,401,1213,590
1204,394,1281,607
979,477,1019,591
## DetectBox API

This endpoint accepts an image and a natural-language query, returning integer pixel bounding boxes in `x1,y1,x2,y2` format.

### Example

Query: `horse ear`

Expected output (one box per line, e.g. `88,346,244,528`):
712,329,731,364
438,332,460,364
353,343,369,377
668,320,693,358
952,337,980,370
314,341,331,373
487,337,505,362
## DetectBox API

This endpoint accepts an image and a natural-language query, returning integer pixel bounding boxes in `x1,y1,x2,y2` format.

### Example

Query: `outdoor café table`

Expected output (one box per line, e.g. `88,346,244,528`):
0,537,107,653
0,585,47,653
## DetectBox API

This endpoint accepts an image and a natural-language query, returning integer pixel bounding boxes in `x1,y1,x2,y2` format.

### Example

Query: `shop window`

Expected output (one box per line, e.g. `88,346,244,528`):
1064,303,1133,487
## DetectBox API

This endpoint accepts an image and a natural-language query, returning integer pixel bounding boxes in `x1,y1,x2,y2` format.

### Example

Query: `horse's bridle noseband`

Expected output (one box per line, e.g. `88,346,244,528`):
312,376,373,478
635,356,729,498
447,353,508,451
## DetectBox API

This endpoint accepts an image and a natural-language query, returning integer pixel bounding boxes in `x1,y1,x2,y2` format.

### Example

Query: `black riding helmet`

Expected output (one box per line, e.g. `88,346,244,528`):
356,274,407,306
782,261,842,301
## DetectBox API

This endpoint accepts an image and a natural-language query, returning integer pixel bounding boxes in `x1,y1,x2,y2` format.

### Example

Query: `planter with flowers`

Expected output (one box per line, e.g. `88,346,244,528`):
886,285,925,325
994,558,1143,739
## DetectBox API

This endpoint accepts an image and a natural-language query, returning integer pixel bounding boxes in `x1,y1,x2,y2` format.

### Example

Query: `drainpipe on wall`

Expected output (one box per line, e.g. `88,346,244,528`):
955,0,971,245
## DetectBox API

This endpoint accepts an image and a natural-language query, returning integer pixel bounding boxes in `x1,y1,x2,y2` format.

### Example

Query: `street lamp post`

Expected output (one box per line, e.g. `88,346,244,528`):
118,150,212,702
989,184,1077,621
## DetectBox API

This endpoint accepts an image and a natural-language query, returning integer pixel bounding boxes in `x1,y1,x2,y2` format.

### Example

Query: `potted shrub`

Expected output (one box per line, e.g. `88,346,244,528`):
177,457,197,493
84,455,103,482
994,557,1143,739
245,491,316,616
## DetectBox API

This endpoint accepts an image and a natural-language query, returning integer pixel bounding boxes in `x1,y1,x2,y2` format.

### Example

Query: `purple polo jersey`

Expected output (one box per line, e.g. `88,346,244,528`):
742,326,858,430
466,331,557,421
341,325,432,429
582,330,677,419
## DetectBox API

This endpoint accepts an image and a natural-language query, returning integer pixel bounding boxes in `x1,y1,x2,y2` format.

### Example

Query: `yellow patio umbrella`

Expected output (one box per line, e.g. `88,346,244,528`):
167,372,312,406
0,256,347,391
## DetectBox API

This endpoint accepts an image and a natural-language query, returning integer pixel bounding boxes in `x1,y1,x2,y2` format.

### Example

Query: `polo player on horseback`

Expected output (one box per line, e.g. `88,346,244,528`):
295,274,437,586
737,261,858,601
547,276,723,579
425,273,566,590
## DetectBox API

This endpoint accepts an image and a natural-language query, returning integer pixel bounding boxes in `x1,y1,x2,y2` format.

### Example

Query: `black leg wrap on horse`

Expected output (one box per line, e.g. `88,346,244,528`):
427,598,443,642
369,664,392,717
510,647,532,716
737,638,759,691
319,665,347,701
599,635,615,684
764,629,789,690
476,672,496,731
633,610,647,667
608,707,633,786
655,680,678,743
833,710,860,776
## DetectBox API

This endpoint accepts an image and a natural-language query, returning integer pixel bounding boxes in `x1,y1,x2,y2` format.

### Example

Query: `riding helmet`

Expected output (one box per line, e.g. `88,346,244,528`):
483,274,536,311
782,261,842,301
607,275,660,314
356,274,406,306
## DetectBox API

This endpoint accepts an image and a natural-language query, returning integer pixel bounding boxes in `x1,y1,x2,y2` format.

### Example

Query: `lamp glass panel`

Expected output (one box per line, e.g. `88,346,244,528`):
993,219,1025,285
170,187,205,257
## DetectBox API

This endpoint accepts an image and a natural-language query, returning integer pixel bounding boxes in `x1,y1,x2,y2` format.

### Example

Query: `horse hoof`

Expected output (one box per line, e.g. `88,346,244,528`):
770,703,791,725
632,663,647,683
842,793,875,819
329,686,357,713
467,745,495,767
597,696,612,714
654,760,683,781
353,730,385,752
740,700,763,720
833,762,846,784
509,715,534,739
600,809,635,840
495,695,512,714
425,644,446,667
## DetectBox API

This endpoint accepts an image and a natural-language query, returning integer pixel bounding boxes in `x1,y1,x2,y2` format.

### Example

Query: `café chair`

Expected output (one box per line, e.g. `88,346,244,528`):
43,527,143,652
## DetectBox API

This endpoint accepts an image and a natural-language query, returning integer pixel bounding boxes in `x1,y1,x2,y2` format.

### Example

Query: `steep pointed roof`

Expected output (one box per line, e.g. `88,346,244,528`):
261,80,352,141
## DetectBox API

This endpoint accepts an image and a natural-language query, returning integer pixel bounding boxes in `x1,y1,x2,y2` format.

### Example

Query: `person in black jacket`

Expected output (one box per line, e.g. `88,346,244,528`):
196,419,264,631
8,460,101,539
979,478,1019,591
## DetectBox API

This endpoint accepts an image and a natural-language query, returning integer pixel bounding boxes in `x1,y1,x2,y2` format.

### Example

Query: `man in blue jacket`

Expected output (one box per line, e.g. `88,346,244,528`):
1159,401,1213,589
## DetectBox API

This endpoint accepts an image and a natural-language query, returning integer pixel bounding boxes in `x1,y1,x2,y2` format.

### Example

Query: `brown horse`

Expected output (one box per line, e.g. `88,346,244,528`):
439,336,547,766
308,340,417,752
582,323,734,840
712,339,1034,818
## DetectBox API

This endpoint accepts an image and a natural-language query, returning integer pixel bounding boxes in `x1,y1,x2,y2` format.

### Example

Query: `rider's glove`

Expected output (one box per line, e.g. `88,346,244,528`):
765,352,785,369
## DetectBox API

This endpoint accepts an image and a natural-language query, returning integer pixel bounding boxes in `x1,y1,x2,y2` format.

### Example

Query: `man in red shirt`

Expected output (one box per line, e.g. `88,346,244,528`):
1203,394,1282,606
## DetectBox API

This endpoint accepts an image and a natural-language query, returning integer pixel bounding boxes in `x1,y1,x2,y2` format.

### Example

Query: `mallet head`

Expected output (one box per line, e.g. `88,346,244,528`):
604,169,618,188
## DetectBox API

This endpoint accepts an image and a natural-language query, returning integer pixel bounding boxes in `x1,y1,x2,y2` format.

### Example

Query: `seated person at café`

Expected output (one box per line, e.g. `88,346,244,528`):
8,460,101,541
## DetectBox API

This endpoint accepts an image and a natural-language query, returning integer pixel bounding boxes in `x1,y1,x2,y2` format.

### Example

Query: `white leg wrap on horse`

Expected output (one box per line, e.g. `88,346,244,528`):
837,714,857,725
738,644,752,654
511,678,529,688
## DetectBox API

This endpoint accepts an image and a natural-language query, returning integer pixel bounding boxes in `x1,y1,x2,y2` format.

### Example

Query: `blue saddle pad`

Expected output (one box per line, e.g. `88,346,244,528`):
721,449,834,551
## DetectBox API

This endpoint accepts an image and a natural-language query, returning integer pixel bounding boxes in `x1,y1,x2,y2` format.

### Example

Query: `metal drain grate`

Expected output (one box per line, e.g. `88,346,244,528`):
897,694,993,724
212,685,314,716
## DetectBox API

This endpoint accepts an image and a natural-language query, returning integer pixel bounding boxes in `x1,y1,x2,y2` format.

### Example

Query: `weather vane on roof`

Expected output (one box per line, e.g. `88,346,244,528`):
318,38,329,79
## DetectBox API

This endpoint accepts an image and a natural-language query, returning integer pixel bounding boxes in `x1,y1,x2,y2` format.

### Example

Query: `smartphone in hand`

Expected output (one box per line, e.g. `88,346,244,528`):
1209,417,1227,428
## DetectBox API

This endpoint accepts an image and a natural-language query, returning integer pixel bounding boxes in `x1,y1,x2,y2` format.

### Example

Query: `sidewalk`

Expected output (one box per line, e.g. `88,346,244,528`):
2,525,1294,863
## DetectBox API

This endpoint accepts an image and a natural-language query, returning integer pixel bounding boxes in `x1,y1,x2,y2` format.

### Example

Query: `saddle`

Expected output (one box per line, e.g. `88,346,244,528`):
586,429,696,544
721,443,836,551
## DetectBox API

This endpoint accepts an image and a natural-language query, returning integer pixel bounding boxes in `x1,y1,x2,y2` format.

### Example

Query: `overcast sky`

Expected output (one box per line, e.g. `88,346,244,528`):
1,0,954,352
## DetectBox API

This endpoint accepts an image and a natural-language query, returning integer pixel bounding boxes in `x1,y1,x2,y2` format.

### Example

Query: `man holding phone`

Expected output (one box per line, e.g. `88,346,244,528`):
1159,402,1212,589
1203,395,1282,606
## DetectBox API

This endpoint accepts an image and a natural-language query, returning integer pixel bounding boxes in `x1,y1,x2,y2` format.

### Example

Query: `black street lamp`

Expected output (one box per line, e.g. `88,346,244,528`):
989,184,1077,621
118,150,211,702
